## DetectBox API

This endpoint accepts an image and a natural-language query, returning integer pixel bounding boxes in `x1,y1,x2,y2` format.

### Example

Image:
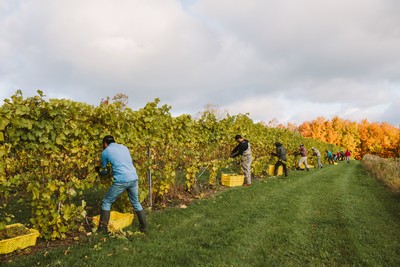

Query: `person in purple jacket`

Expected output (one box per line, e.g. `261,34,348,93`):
96,135,147,233
297,144,310,171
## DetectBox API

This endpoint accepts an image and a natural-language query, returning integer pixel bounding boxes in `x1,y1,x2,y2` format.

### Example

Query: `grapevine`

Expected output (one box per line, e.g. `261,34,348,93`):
0,90,345,239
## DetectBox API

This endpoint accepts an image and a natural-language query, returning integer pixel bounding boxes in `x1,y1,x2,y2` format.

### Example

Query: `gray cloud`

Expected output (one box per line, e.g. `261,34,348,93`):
1,0,399,126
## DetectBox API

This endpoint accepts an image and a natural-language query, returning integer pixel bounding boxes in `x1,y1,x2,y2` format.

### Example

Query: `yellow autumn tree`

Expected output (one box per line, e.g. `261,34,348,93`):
298,117,400,159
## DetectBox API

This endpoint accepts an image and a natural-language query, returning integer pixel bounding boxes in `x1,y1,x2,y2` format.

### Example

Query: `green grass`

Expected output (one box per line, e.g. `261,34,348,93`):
2,161,400,266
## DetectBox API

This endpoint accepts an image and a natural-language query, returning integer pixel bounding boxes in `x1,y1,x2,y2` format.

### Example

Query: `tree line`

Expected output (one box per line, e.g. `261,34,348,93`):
297,116,400,159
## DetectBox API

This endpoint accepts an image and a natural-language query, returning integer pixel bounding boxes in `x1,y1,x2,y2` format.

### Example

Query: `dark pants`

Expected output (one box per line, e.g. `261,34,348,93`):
274,159,288,176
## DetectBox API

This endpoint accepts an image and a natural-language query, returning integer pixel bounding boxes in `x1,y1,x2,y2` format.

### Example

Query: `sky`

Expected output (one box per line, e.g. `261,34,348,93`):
1,0,400,126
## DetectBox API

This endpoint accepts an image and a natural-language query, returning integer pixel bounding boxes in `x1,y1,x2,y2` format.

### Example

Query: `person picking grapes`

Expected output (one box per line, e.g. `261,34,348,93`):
230,134,252,186
271,142,288,177
95,135,147,233
297,144,310,171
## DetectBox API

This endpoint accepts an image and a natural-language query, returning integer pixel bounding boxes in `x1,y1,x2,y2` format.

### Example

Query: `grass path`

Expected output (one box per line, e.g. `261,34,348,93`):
3,161,400,266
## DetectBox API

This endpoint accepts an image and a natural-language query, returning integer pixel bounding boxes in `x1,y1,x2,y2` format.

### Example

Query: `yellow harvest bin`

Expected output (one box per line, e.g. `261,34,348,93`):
93,211,134,231
221,174,244,187
268,165,283,176
0,223,40,254
299,164,314,169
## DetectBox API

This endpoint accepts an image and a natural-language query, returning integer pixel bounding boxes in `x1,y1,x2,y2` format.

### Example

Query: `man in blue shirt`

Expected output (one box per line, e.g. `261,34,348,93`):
96,135,147,233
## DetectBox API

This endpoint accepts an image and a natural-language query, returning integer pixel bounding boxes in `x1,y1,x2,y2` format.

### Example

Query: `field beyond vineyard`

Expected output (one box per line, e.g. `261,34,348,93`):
2,161,400,266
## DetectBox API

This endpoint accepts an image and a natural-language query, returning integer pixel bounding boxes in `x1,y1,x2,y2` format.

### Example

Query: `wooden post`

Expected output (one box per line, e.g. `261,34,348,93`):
147,146,152,207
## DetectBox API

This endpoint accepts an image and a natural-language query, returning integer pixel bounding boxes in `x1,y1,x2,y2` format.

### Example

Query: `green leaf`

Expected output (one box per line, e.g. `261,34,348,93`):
0,118,10,130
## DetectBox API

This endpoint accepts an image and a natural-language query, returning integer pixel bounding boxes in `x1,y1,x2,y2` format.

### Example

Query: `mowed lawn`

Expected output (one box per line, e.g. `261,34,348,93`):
3,161,400,266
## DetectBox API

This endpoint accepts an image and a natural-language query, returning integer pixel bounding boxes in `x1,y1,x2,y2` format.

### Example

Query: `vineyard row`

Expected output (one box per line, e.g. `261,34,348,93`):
0,90,341,240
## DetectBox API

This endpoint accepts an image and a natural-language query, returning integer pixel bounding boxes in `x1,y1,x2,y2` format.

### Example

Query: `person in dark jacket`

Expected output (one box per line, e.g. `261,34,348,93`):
271,142,288,177
230,134,252,186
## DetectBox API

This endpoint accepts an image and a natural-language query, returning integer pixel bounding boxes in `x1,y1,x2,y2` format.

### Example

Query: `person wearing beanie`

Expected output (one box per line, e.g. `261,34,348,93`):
297,144,310,171
95,135,147,233
230,134,252,186
272,142,288,177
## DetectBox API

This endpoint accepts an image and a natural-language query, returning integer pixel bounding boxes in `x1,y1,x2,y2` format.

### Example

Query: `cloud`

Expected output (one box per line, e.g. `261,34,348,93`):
1,0,400,126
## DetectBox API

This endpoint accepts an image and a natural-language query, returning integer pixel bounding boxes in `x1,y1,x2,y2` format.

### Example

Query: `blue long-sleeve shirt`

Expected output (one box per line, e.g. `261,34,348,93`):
100,143,138,183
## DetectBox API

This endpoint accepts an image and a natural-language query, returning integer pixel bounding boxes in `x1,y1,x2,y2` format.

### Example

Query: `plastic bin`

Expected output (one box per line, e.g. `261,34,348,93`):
221,174,244,187
299,164,314,169
93,211,134,231
0,223,40,254
268,165,283,176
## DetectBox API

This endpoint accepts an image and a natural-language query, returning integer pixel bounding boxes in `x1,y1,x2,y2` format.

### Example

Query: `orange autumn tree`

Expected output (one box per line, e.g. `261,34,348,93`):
298,116,359,154
298,117,328,142
298,117,400,158
325,116,342,145
358,120,399,158
395,129,400,157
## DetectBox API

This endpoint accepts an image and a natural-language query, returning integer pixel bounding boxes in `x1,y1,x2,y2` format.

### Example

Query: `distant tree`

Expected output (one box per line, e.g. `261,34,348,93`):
112,93,129,109
196,104,228,121
298,121,312,137
299,117,400,159
100,93,129,110
340,120,360,156
286,122,300,134
324,116,341,145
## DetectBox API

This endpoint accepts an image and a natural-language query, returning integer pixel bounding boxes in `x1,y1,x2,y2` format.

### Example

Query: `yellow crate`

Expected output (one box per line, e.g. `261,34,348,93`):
93,211,134,231
299,164,314,169
0,223,40,254
268,165,283,176
221,174,244,187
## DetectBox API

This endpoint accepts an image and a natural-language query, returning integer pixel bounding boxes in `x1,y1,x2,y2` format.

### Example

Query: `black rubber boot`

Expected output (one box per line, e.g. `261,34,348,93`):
98,210,110,233
135,210,148,233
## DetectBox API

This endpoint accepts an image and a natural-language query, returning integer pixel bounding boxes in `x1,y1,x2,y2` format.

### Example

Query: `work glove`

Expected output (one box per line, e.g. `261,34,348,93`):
96,166,111,176
95,166,101,174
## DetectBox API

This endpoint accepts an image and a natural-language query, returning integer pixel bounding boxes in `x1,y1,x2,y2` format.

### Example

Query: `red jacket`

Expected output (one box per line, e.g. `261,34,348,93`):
299,146,307,157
